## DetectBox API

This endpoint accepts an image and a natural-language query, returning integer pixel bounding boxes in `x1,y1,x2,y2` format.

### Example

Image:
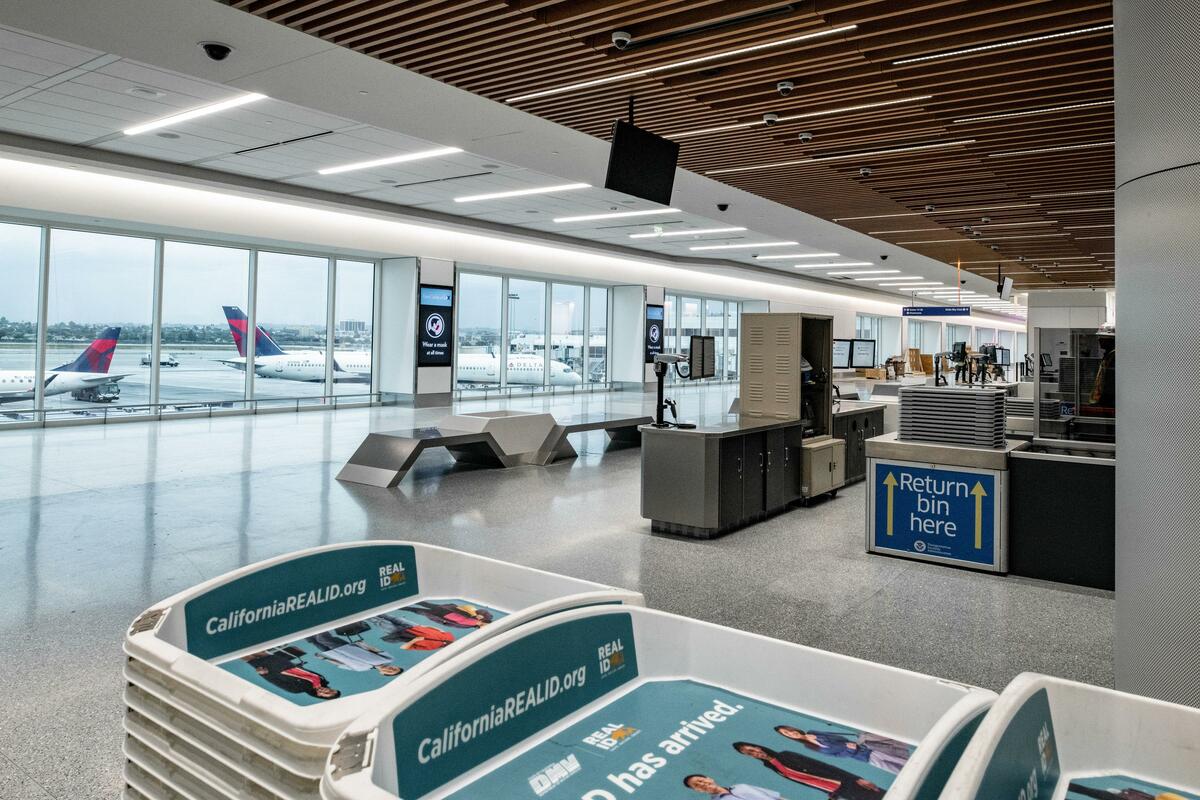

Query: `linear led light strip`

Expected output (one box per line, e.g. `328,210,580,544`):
869,220,1057,235
554,208,680,223
989,141,1114,158
455,183,589,202
893,24,1113,65
671,95,932,139
756,252,839,260
1056,207,1114,214
1030,189,1113,198
506,24,856,103
880,282,943,287
706,139,975,176
318,146,464,175
629,226,746,239
793,261,874,269
824,269,898,275
124,92,268,135
690,240,798,251
834,203,1039,222
953,100,1113,124
1064,224,1115,229
855,275,922,282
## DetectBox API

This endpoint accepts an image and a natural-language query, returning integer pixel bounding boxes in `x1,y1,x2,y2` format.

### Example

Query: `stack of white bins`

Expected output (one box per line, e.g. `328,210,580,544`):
320,605,996,800
121,542,642,800
940,673,1200,799
899,386,1007,448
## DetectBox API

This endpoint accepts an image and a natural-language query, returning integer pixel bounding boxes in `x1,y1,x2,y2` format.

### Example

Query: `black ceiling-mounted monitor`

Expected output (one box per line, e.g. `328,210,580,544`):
688,335,716,380
832,338,852,370
605,120,680,206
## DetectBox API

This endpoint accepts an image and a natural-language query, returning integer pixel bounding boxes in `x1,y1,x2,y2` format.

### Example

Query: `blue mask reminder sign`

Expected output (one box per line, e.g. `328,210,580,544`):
870,460,1002,570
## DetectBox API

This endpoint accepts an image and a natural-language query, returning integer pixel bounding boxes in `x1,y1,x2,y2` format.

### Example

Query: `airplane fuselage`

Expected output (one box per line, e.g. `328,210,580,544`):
0,370,125,402
457,353,582,386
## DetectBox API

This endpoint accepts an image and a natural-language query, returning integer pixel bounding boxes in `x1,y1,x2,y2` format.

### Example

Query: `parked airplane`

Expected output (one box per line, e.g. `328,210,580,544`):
0,327,127,403
219,306,370,383
457,352,582,386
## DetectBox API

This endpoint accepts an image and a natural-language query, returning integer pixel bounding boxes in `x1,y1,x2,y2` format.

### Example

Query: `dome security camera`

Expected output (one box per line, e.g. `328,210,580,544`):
611,30,633,50
798,131,813,143
859,166,873,177
199,41,234,61
924,204,936,212
981,216,992,224
880,254,889,261
716,203,730,212
777,80,795,97
763,112,780,126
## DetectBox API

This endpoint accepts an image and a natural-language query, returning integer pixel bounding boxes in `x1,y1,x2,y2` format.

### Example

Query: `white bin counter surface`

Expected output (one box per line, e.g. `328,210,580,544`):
122,541,643,800
320,605,996,800
939,673,1200,800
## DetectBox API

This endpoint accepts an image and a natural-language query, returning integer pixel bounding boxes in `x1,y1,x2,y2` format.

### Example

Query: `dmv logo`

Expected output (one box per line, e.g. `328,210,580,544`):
378,561,407,590
582,723,639,752
528,753,581,796
598,638,626,678
874,462,997,567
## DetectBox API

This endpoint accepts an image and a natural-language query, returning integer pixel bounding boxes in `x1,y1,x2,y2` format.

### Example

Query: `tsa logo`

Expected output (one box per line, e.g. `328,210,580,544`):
648,324,660,344
425,313,446,339
914,540,927,553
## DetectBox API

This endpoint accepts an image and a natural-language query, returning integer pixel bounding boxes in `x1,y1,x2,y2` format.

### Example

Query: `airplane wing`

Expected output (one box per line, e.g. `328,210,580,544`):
76,373,129,385
218,357,247,371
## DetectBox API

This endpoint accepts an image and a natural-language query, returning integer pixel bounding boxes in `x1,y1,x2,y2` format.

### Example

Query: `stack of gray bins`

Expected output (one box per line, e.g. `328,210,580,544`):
899,386,1006,448
1005,397,1060,419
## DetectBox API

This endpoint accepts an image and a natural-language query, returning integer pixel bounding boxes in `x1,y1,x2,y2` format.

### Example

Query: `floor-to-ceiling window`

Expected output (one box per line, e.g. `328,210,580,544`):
975,327,997,349
45,229,155,414
679,296,702,367
506,278,546,386
333,260,374,396
551,283,584,386
159,241,250,407
725,301,739,380
0,222,41,420
456,273,503,387
661,292,741,382
253,251,329,399
947,324,973,350
907,319,942,354
587,286,608,384
704,299,725,379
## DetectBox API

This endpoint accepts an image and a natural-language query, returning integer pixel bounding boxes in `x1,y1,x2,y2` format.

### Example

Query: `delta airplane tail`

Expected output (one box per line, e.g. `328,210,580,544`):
52,327,121,373
222,306,286,358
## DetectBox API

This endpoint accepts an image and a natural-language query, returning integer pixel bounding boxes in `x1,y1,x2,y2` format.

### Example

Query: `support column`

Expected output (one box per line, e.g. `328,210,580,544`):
1115,0,1200,705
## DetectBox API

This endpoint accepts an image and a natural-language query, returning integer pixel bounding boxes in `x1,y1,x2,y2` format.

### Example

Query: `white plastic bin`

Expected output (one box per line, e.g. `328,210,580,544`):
938,672,1200,800
320,605,995,800
122,541,643,800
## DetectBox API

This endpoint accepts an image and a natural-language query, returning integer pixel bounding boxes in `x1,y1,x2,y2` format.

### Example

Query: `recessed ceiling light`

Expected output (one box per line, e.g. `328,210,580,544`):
454,182,590,202
1073,235,1116,240
892,24,1113,65
689,241,799,251
553,208,681,223
1064,224,1115,229
630,226,747,239
123,92,268,135
791,261,874,269
824,269,899,275
670,95,932,139
755,252,840,260
989,141,1114,158
127,87,165,99
317,146,464,175
834,203,1040,222
1055,207,1115,214
506,25,857,103
952,100,1113,124
379,179,397,184
156,132,181,139
480,163,501,169
706,139,975,176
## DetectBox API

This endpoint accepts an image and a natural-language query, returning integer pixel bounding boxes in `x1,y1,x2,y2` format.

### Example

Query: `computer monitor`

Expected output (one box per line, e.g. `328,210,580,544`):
1040,353,1054,369
994,347,1011,366
832,338,852,370
952,341,968,361
687,335,716,380
850,339,876,369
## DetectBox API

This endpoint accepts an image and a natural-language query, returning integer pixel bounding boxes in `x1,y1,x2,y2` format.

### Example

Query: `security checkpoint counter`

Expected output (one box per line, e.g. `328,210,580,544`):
865,433,1027,573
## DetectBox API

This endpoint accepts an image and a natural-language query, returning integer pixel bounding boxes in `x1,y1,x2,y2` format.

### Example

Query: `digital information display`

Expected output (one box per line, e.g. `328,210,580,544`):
832,338,852,370
851,339,877,369
645,304,664,364
417,284,454,367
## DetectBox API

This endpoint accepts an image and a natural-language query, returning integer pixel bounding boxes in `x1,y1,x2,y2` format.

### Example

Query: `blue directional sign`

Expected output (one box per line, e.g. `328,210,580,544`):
869,460,1002,570
903,306,972,317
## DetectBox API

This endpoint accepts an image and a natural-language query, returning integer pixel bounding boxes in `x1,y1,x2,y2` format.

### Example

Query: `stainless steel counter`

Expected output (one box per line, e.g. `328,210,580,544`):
865,431,1026,471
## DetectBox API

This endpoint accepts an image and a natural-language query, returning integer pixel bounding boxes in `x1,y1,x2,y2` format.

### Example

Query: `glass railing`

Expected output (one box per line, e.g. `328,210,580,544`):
453,382,615,401
2,392,380,427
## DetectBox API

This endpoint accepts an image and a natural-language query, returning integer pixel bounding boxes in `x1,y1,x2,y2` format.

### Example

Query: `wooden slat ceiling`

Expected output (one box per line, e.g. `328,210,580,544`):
222,0,1115,290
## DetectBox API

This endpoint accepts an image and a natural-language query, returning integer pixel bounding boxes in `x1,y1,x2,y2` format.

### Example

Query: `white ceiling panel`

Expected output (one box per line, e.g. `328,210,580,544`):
0,26,102,71
0,104,108,142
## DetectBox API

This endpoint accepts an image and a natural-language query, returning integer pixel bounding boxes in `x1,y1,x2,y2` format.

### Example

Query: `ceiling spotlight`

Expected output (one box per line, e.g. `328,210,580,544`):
981,216,991,223
925,205,936,212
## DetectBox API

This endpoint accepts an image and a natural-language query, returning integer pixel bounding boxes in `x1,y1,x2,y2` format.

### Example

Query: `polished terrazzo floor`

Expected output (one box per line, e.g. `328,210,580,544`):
0,384,1113,798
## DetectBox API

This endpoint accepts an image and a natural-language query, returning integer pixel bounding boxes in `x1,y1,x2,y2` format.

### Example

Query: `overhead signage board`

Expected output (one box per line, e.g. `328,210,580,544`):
903,306,972,317
644,304,664,364
868,459,1004,571
417,284,454,367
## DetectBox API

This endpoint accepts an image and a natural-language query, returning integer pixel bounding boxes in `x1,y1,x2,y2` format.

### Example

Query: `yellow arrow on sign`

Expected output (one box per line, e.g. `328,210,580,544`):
971,481,988,549
883,472,898,535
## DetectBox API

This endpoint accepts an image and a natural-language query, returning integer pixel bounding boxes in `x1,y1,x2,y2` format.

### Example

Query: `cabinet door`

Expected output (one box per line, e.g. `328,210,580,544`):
765,429,787,511
742,433,766,519
718,437,744,530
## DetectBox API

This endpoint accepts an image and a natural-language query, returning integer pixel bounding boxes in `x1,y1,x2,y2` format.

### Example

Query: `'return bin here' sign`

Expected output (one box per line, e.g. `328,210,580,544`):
868,459,1005,571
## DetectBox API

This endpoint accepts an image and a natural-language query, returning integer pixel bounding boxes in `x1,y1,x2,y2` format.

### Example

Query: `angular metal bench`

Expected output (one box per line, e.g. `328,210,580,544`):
335,425,506,488
531,411,654,464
